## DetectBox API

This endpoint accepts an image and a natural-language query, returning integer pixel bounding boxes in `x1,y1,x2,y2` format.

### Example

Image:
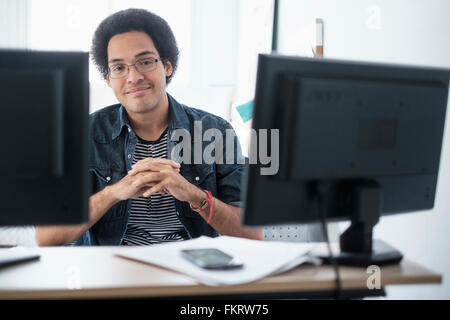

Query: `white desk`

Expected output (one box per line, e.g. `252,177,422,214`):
0,245,441,299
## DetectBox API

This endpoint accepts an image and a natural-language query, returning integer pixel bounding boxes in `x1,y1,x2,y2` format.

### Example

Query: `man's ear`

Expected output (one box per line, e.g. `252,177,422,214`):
106,74,112,87
164,60,173,78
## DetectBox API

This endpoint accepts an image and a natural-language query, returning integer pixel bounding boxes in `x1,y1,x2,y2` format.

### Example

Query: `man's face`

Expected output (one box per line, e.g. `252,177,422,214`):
106,31,173,115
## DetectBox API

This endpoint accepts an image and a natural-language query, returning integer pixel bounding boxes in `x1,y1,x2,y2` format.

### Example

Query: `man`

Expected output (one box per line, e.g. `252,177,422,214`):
36,8,262,246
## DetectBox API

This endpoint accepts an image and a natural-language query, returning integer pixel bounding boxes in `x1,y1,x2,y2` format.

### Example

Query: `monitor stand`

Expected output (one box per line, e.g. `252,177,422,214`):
319,181,403,267
320,239,403,267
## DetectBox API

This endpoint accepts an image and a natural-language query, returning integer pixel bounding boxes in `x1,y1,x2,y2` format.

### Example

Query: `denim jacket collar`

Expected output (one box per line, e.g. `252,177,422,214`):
111,105,133,141
111,93,190,141
168,93,191,131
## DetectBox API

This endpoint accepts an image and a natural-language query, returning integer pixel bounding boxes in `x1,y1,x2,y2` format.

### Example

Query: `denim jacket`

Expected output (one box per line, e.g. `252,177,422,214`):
74,94,245,246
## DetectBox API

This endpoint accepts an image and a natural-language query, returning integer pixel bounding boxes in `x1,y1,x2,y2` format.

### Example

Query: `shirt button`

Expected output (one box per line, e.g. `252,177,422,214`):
128,154,132,159
106,177,111,182
128,127,131,132
195,176,200,181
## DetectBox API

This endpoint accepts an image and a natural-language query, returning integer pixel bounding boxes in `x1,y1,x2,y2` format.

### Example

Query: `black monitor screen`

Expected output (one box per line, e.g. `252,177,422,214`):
0,50,89,226
242,54,449,265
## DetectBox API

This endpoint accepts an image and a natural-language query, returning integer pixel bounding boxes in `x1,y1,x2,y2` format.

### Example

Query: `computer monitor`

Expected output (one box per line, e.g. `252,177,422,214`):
0,50,89,226
242,54,450,266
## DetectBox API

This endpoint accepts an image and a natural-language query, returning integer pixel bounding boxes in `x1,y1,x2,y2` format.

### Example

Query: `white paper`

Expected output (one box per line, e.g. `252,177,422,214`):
116,236,316,286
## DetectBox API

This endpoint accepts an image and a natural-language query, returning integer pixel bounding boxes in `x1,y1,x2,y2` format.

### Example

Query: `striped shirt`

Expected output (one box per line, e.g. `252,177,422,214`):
121,129,188,246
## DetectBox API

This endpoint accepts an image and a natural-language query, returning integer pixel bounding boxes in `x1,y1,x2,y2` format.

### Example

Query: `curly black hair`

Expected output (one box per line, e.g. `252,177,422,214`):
91,8,179,84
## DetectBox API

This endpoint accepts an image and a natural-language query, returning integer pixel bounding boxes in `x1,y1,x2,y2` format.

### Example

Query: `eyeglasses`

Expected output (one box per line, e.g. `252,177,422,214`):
108,57,161,79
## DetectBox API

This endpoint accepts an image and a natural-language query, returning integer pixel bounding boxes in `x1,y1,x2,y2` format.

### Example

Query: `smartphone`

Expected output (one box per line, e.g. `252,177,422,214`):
181,248,244,270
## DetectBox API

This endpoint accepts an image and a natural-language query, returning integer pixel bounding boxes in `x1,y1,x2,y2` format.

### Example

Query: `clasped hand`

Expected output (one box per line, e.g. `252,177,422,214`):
110,157,198,202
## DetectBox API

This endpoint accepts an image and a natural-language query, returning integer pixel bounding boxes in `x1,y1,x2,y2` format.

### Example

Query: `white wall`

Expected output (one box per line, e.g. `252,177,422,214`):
0,0,29,48
171,0,239,120
278,0,450,299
